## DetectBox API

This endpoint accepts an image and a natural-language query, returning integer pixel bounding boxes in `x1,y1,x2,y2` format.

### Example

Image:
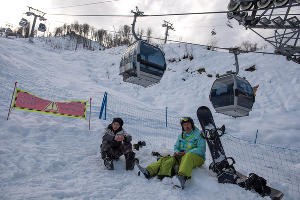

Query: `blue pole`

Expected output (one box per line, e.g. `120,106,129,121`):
254,129,258,144
104,93,107,120
99,92,107,119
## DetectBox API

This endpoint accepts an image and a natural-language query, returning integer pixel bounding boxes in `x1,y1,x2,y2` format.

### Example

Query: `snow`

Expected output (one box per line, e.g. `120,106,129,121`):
0,37,299,200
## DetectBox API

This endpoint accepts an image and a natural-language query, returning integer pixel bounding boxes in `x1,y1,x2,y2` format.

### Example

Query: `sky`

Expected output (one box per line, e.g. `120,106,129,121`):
0,0,299,50
0,0,270,48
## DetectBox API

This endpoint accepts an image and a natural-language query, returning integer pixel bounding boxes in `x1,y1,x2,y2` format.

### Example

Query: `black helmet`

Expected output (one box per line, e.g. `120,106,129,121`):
180,117,195,130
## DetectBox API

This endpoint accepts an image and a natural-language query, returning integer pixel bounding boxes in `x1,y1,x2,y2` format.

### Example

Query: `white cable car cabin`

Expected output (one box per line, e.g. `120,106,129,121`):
119,40,166,87
19,18,28,27
5,28,12,34
38,23,46,32
209,73,255,117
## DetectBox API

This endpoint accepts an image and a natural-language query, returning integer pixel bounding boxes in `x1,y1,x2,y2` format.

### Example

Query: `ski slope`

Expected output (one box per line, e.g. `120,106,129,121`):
0,37,299,200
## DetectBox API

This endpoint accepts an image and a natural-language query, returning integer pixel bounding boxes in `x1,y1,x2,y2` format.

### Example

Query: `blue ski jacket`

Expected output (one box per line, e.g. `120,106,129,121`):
174,127,206,160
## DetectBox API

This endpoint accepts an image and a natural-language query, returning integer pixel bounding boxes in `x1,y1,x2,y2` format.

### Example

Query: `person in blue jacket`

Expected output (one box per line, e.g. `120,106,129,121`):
138,117,206,189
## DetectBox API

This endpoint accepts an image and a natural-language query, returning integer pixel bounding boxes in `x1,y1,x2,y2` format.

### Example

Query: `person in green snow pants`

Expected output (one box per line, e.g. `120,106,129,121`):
138,117,206,188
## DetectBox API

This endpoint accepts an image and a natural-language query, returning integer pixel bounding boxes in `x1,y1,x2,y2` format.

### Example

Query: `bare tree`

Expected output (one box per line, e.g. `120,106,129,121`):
83,23,90,38
73,21,79,34
240,41,258,52
106,33,114,48
121,25,131,45
78,24,83,36
96,29,107,47
90,26,96,41
63,23,67,35
146,27,152,43
66,25,71,35
52,22,139,49
137,28,144,40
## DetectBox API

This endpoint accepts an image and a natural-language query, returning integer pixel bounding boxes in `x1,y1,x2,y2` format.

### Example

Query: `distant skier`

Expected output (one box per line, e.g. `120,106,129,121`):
137,117,206,189
100,118,135,170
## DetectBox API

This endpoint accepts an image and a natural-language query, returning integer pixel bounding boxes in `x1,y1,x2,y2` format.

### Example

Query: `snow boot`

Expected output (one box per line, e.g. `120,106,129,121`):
104,158,114,170
136,163,151,179
176,175,187,189
125,152,136,170
243,173,271,196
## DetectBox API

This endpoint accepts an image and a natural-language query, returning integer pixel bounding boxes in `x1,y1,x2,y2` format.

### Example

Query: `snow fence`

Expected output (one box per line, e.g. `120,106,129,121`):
98,92,300,199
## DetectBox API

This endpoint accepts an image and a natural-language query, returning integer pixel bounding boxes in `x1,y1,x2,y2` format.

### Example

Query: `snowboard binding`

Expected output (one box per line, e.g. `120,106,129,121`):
209,157,236,175
238,173,271,197
210,157,238,184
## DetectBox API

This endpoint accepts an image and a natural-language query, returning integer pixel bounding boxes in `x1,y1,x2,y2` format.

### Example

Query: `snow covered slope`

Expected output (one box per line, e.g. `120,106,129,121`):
0,37,299,200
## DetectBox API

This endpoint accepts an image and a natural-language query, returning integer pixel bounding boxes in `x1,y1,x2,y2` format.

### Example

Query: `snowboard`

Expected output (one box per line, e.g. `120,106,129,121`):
196,106,283,200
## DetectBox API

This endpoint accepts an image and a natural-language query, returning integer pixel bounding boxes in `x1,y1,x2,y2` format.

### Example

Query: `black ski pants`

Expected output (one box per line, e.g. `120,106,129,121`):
101,140,133,160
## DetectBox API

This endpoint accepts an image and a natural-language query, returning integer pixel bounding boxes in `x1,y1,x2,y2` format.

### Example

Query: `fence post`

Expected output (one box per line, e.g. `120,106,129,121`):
254,129,258,144
165,107,168,127
99,92,107,120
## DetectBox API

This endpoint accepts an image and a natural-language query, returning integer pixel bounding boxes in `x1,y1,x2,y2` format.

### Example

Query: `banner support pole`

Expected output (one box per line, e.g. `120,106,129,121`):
7,81,18,120
89,98,92,130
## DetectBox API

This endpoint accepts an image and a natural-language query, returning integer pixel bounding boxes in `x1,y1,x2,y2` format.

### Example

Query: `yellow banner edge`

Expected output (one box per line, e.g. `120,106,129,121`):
13,107,86,119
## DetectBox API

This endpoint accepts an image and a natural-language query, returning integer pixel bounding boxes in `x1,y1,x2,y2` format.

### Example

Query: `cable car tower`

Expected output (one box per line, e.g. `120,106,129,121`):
25,6,47,40
119,7,167,87
227,0,300,64
210,48,255,117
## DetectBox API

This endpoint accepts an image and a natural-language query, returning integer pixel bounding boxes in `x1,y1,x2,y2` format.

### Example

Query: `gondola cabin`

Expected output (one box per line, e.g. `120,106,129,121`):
38,23,46,32
19,18,28,27
5,28,12,34
209,73,255,117
119,40,166,87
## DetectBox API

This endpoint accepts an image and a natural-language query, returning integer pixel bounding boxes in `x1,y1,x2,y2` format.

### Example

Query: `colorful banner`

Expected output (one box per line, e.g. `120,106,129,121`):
12,89,87,119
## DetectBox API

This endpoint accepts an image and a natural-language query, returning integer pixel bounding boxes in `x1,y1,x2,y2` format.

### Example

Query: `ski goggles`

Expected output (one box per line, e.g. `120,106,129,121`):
180,117,191,124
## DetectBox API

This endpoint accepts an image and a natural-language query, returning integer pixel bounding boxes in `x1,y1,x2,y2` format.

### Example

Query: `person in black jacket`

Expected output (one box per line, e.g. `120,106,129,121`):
100,118,135,170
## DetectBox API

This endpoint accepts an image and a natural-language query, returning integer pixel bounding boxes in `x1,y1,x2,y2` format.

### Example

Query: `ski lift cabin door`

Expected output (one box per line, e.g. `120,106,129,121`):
120,40,166,87
209,74,255,117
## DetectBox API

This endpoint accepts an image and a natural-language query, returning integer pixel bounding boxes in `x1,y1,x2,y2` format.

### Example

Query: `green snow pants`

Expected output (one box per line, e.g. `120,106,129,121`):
146,152,205,178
